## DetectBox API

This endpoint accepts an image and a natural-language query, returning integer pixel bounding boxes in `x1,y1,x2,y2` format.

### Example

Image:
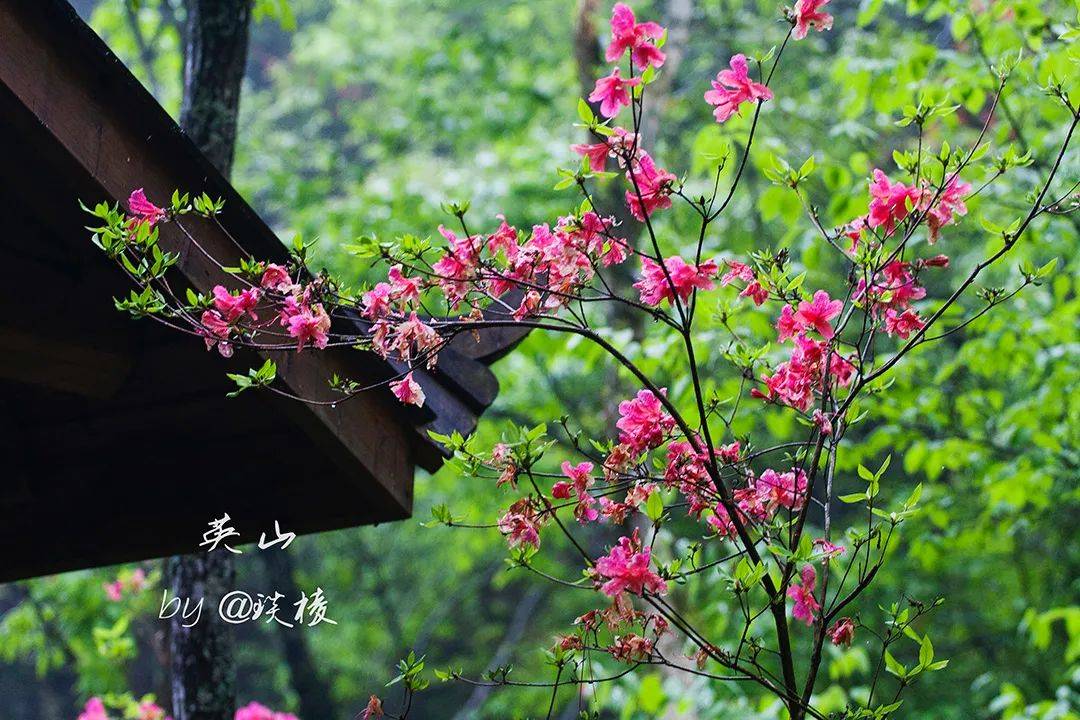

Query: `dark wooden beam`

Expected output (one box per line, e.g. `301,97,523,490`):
0,0,414,514
0,326,132,398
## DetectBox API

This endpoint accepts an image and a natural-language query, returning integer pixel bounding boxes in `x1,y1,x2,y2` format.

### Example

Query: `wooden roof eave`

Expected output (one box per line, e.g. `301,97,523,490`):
0,0,528,513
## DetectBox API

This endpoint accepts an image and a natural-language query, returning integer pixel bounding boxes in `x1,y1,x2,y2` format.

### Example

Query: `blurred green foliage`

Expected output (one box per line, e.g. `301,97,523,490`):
1,0,1077,718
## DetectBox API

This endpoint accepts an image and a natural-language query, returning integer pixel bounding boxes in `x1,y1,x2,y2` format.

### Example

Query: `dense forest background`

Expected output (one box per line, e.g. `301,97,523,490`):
1,0,1077,718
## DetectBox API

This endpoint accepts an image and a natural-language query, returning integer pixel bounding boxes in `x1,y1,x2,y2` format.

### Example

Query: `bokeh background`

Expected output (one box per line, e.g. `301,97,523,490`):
1,1,1077,718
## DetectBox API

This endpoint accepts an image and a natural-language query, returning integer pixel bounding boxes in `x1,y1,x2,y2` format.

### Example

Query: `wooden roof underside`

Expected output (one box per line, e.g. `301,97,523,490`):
0,0,528,582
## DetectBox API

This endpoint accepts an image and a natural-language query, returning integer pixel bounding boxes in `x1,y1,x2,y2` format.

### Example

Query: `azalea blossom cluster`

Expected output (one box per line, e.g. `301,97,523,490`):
234,702,300,720
127,188,335,359
103,567,148,602
87,0,1080,716
77,698,169,720
564,590,671,666
75,698,298,720
201,262,331,358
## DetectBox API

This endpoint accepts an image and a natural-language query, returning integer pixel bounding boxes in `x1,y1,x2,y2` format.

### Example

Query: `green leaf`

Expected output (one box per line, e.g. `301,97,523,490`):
857,0,884,26
884,651,907,679
577,98,595,124
919,636,934,667
876,455,892,479
904,483,923,509
1036,257,1058,278
645,492,664,523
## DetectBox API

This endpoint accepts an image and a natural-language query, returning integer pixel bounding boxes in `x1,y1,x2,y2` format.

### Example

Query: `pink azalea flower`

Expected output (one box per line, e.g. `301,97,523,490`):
286,303,331,351
551,481,573,499
624,481,656,511
609,633,655,663
794,290,843,339
776,304,801,342
235,703,272,720
664,440,715,515
792,0,834,40
718,441,741,464
589,68,641,118
606,3,666,69
844,216,868,253
260,264,292,292
199,309,233,357
391,312,441,362
513,290,542,321
595,530,667,597
704,54,773,124
787,564,820,626
137,701,170,720
570,211,626,266
881,261,926,309
560,460,598,523
720,260,755,286
813,538,845,558
855,260,927,317
103,580,123,602
736,483,773,523
234,702,298,720
812,409,833,436
634,255,719,306
387,266,422,304
128,568,147,592
432,225,481,307
924,177,971,243
758,333,841,412
571,141,611,172
486,216,519,258
128,188,167,226
212,285,261,323
707,503,738,538
561,461,594,495
830,351,856,387
361,283,393,319
360,696,384,719
617,389,676,453
828,617,856,646
78,698,110,720
884,308,925,339
607,126,641,166
498,503,541,549
576,493,601,524
390,372,426,407
758,468,808,511
624,153,677,220
734,483,777,524
739,280,769,305
867,169,919,235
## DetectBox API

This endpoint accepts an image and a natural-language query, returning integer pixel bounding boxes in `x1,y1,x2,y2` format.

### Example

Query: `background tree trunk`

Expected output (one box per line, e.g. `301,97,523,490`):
168,551,238,720
179,0,252,177
169,2,252,718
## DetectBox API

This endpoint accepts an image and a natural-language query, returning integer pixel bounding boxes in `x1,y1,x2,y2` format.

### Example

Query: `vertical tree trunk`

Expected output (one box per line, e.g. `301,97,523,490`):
179,0,252,177
170,3,252,719
168,552,238,720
